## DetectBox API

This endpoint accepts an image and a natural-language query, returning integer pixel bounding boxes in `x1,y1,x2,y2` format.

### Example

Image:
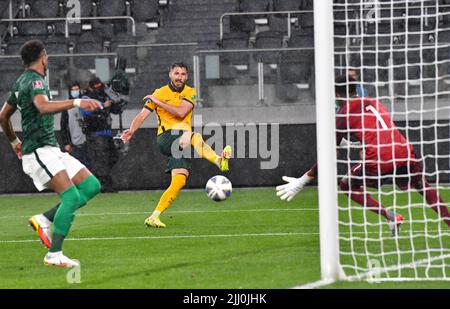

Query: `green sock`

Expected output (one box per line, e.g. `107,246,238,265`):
43,203,61,222
50,233,66,253
43,176,101,223
52,186,81,241
76,175,101,209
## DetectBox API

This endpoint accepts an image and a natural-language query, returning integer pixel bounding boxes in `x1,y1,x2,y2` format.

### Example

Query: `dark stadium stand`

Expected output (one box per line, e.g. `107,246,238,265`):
2,0,450,106
239,0,272,12
273,0,302,11
131,0,160,23
253,30,283,65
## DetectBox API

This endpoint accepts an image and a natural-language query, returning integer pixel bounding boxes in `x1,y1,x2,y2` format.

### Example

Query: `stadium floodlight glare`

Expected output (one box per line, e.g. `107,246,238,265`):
315,0,450,284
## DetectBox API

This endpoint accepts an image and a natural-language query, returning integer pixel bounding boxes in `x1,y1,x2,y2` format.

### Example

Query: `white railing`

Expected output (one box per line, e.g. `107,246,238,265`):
1,16,136,38
219,10,313,41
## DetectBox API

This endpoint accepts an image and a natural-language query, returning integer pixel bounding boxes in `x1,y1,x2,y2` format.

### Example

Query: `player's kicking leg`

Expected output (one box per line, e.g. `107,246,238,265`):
340,164,404,237
188,132,231,172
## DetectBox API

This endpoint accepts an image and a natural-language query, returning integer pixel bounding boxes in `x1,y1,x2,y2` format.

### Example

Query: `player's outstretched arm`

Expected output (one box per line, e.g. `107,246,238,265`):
122,107,152,144
276,165,316,202
33,94,103,115
0,102,22,159
146,95,193,118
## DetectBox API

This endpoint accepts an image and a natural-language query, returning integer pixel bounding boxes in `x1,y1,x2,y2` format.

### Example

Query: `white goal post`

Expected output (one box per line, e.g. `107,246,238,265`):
314,0,450,282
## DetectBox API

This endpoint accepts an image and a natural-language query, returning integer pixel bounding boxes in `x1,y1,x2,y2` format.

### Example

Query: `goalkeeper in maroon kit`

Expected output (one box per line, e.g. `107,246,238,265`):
276,75,450,235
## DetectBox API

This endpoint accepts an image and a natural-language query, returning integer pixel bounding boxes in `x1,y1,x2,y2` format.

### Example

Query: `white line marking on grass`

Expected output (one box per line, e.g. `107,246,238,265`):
0,229,442,244
292,279,335,289
0,208,317,220
0,232,316,244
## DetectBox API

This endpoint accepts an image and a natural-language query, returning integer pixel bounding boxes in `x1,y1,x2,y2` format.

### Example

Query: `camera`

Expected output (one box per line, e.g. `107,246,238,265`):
103,80,129,111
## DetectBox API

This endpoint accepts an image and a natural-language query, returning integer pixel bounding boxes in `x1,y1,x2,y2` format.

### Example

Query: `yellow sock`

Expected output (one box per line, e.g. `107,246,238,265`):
155,174,186,214
191,132,220,166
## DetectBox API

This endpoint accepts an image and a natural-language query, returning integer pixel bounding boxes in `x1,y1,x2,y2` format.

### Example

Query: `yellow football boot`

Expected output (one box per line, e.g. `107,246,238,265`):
144,214,166,228
219,145,232,172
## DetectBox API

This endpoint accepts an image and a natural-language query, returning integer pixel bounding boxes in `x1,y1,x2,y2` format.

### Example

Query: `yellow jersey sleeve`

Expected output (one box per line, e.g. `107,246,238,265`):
181,88,197,107
143,88,161,111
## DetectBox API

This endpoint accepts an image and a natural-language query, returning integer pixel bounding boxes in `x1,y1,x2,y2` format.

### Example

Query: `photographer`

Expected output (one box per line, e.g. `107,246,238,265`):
81,77,123,193
60,81,90,168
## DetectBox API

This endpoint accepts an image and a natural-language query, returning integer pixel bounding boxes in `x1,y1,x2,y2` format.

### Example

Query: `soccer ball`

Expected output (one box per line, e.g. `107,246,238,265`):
205,175,232,202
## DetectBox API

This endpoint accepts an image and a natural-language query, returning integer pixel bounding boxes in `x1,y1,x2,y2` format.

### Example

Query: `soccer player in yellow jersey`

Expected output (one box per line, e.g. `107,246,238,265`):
122,63,231,228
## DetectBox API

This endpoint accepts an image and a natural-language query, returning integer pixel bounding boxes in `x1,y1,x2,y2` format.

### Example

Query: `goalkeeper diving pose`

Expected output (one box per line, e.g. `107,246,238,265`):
0,40,102,267
276,75,450,235
122,62,231,228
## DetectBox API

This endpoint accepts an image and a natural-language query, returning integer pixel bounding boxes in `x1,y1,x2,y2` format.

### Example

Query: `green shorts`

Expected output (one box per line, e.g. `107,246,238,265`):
157,130,191,173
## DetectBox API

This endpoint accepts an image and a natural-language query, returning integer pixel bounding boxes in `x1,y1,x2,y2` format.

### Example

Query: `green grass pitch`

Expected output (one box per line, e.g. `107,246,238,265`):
0,187,449,289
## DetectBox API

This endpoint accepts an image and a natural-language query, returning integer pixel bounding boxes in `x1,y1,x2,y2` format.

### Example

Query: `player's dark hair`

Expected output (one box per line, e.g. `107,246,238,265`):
20,39,46,67
170,62,189,73
335,75,357,97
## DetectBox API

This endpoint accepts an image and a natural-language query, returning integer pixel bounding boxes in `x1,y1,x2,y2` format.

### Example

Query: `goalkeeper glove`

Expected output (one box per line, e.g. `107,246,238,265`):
276,174,314,202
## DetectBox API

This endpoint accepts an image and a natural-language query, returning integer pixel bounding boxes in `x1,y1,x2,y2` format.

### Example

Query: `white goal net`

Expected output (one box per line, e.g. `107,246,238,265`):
332,0,450,282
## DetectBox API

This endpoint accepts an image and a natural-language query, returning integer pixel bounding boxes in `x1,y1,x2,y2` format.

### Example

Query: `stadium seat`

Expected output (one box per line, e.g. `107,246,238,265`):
230,0,272,33
219,31,250,66
273,0,302,11
288,32,314,57
299,10,314,28
0,1,10,19
4,36,30,55
18,22,48,36
131,0,159,23
75,31,104,52
364,23,400,46
391,48,424,96
98,0,127,17
269,0,305,34
253,31,284,65
279,57,312,84
238,0,271,12
300,0,313,10
334,25,348,48
0,70,22,91
111,32,137,67
29,0,61,18
229,15,255,33
75,0,95,17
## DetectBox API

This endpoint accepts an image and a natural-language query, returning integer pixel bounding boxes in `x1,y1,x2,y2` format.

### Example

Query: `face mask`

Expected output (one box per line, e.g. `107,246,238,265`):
71,90,80,98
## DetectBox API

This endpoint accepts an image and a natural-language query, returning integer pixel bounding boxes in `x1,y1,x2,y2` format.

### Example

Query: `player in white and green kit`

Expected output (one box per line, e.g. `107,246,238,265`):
0,40,103,267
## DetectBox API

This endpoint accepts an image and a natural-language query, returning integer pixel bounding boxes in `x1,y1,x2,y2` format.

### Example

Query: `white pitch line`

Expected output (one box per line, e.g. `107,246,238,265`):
0,229,443,244
0,208,317,220
292,279,335,289
0,231,316,244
